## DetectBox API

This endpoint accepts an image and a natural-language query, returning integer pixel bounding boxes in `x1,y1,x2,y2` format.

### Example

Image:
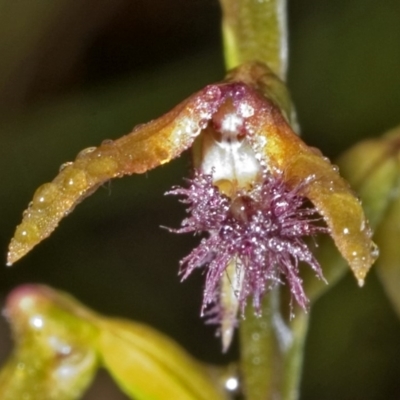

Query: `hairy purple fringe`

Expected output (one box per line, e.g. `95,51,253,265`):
167,170,328,323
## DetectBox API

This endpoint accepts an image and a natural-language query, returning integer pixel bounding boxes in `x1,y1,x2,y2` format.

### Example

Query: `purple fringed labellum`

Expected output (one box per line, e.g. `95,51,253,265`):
167,170,328,338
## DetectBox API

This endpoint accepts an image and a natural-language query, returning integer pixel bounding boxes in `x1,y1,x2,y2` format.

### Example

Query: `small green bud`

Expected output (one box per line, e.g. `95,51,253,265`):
0,285,99,400
1,285,226,400
338,126,400,317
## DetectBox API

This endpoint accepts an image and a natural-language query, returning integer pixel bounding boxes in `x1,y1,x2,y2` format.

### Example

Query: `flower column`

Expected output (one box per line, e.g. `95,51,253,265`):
219,1,322,399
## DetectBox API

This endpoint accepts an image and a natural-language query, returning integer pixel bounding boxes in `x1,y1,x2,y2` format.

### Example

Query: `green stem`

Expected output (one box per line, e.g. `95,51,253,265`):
218,2,312,399
239,289,309,400
219,0,288,79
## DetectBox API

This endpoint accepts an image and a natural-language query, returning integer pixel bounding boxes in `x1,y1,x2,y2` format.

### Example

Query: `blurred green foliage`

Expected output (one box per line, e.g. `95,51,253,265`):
0,285,226,400
0,0,400,399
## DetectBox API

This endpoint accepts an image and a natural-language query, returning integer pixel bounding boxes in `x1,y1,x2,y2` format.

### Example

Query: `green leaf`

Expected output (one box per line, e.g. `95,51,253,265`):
98,318,226,400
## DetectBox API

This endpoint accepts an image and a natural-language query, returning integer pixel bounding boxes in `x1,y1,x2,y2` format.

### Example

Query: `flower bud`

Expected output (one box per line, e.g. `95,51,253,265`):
1,285,98,400
338,126,400,316
1,285,225,400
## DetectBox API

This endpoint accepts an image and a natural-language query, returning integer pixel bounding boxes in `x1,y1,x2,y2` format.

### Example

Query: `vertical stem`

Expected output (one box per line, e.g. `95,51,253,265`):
283,312,309,400
239,290,282,400
240,289,309,400
219,1,309,399
219,0,288,79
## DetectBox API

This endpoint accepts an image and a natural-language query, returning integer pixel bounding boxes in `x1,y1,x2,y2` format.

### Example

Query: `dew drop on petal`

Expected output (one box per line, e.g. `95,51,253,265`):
32,183,59,210
30,315,44,330
370,242,379,259
14,222,40,244
77,147,97,159
61,167,87,193
59,162,73,172
198,118,209,129
86,157,119,178
238,102,254,118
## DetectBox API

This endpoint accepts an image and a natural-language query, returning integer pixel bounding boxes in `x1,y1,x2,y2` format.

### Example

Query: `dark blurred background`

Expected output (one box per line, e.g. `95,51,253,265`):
0,1,400,399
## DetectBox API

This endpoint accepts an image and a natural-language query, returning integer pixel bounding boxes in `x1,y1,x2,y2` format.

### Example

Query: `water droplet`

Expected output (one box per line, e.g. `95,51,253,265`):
77,146,97,159
32,183,59,209
30,315,44,329
14,222,40,244
86,157,119,178
238,102,254,118
59,161,73,172
370,243,379,259
61,167,87,193
204,85,221,101
305,174,316,184
179,117,201,138
343,227,350,235
101,139,114,146
48,336,72,356
198,118,209,129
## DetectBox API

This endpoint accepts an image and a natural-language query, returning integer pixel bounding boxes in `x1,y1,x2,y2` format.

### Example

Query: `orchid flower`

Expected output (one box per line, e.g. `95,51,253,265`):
8,62,378,350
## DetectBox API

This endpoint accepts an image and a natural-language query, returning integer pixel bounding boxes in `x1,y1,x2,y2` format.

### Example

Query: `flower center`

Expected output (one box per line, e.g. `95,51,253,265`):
196,99,262,195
